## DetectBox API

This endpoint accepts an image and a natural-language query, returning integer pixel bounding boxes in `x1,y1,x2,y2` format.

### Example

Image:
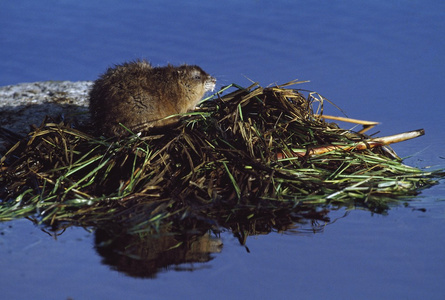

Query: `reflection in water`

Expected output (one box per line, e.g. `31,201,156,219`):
219,207,331,250
95,226,223,278
90,205,332,278
27,200,350,278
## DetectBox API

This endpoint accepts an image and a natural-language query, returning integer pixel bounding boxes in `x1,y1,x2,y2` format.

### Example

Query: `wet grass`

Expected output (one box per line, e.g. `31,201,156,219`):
0,81,442,232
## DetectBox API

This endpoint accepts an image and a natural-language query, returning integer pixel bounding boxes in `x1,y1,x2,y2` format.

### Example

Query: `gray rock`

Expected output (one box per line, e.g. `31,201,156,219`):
0,81,93,152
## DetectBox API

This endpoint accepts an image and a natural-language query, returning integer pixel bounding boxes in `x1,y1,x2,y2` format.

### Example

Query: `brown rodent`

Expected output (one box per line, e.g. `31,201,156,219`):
89,60,216,136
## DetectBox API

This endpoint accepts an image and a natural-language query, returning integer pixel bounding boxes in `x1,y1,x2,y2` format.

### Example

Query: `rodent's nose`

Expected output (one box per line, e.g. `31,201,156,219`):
204,76,216,92
206,78,216,92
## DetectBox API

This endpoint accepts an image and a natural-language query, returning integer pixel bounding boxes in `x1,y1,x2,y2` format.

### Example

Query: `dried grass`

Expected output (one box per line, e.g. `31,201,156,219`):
0,81,442,232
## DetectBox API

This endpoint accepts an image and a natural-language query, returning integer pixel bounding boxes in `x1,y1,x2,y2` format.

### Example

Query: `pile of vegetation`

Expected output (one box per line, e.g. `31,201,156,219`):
0,81,442,233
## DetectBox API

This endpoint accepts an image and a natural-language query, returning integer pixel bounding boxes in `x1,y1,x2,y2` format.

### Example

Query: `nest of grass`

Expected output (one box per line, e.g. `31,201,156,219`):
0,81,442,232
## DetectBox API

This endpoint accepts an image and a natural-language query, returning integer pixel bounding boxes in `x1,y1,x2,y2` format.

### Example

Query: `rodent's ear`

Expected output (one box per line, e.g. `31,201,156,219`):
177,69,187,76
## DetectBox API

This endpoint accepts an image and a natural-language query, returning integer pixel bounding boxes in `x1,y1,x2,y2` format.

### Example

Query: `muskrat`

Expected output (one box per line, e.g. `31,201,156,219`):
89,60,216,136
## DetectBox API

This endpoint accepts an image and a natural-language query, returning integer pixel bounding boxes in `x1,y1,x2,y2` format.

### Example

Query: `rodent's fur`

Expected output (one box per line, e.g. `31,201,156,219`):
89,60,215,136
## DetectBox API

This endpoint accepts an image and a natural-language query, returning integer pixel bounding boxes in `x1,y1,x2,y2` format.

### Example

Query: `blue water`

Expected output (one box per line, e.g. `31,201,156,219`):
1,1,445,299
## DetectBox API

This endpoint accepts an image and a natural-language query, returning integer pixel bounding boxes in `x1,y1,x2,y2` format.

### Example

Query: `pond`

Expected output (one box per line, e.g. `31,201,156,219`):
1,1,445,299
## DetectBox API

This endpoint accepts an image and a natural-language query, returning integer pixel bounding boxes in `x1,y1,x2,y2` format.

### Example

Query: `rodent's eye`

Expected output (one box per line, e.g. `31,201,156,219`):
190,70,202,80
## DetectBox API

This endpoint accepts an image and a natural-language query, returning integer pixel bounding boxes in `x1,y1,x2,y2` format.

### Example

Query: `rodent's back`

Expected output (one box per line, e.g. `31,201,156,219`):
89,61,215,136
